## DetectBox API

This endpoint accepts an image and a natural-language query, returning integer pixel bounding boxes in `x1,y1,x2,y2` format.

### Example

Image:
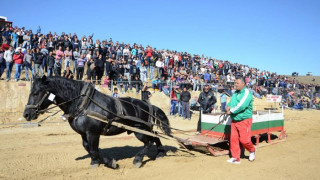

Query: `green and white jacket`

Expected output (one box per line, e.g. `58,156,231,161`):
227,87,253,121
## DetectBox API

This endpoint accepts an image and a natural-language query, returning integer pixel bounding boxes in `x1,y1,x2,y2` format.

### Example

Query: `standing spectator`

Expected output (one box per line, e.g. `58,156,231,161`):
156,58,164,78
2,27,11,44
177,88,182,117
64,46,72,70
226,77,256,164
54,58,62,76
105,55,113,77
140,63,148,83
41,45,49,73
87,56,95,84
0,49,5,80
55,46,64,64
170,88,178,115
22,32,31,49
196,84,217,134
36,26,41,34
12,48,24,81
4,46,14,82
149,56,155,79
23,49,34,80
132,75,142,94
34,48,44,77
220,90,227,112
145,46,152,65
141,86,152,103
130,61,139,80
47,51,55,77
123,45,130,62
11,29,19,49
76,54,86,80
72,47,80,74
95,54,104,85
180,87,191,120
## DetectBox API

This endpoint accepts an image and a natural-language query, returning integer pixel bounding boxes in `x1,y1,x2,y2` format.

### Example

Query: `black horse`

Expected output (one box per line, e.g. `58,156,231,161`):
23,76,172,168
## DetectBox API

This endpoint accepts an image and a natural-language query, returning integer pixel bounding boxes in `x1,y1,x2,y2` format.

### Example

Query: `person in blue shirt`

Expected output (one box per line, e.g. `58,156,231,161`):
37,26,41,34
204,70,211,83
152,77,161,92
220,89,227,112
11,30,19,49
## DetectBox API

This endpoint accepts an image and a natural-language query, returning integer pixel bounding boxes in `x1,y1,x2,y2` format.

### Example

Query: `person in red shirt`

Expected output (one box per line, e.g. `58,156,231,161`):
145,46,153,66
13,48,24,81
170,88,178,115
1,40,10,51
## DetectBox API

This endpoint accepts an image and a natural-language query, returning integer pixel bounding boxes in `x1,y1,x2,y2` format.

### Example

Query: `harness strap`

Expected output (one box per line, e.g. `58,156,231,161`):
148,103,154,125
78,83,96,113
114,97,123,116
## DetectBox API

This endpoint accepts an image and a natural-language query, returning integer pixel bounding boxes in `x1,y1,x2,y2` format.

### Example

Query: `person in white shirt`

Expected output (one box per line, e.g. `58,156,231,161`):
155,58,164,78
4,46,14,82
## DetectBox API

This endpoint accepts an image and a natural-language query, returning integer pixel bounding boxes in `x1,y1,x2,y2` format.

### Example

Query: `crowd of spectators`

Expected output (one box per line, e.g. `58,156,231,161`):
0,24,319,111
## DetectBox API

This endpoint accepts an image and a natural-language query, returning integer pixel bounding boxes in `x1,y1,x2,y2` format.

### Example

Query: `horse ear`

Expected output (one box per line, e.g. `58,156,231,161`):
41,75,49,85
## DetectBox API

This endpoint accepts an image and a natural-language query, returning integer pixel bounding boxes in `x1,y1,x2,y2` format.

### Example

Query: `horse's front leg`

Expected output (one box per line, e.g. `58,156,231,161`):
86,133,117,169
81,134,90,153
133,133,154,168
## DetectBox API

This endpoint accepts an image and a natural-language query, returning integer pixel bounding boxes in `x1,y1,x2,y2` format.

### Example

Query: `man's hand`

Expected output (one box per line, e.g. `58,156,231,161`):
226,106,231,115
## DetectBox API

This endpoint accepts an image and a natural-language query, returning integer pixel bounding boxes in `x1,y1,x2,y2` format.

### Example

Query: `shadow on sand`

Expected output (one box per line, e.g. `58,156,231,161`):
75,145,179,167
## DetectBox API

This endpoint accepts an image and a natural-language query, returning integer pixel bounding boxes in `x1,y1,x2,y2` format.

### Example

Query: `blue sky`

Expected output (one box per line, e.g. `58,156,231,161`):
2,0,319,75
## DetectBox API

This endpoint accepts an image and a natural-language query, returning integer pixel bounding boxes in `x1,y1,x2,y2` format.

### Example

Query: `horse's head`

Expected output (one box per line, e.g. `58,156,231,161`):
23,76,53,121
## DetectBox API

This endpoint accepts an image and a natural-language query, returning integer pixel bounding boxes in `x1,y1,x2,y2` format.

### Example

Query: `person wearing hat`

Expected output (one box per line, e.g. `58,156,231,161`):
196,84,217,134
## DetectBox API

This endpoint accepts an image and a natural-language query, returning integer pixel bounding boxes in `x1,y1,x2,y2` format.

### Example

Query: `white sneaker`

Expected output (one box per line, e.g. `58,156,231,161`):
249,147,256,162
227,158,240,164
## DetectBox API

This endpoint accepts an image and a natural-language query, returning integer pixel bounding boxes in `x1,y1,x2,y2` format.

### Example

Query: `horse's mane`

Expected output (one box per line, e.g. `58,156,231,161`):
46,77,86,99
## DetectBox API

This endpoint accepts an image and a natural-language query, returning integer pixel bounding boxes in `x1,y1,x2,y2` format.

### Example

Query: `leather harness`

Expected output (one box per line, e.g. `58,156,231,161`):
77,84,155,135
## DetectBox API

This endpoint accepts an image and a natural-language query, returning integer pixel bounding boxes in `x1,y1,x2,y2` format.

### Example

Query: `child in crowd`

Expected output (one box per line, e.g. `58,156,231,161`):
112,88,119,98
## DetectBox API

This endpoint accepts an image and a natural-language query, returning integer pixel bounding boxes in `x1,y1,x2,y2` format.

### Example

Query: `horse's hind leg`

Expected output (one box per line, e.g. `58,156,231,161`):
86,133,117,169
133,133,154,168
154,137,166,159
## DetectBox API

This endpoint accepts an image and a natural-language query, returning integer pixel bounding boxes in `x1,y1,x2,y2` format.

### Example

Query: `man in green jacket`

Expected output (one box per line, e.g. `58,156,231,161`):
226,76,256,164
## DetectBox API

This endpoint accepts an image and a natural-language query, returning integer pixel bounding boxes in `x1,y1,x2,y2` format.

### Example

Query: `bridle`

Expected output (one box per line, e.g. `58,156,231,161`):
25,91,50,114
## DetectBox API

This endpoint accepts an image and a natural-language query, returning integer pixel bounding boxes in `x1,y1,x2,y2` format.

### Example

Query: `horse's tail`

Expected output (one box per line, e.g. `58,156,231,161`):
154,106,172,137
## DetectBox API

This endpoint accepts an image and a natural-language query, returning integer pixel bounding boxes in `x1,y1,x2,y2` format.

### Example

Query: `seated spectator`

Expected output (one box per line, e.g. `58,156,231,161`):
132,75,142,94
152,77,161,92
63,66,74,79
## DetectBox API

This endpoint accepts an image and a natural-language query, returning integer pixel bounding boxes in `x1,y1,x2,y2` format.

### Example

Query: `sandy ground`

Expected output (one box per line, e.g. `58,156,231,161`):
0,109,319,180
1,81,320,179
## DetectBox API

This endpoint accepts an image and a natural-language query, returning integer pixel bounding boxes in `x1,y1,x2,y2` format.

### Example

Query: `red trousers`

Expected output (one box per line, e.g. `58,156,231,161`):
230,118,255,160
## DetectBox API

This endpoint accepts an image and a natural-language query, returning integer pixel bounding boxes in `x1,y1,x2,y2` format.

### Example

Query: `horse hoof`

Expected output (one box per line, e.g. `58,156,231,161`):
156,152,166,160
91,164,99,169
133,162,142,168
110,159,117,169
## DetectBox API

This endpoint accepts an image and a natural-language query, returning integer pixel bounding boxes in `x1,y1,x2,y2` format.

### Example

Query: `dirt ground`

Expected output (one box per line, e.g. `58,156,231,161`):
1,81,320,180
0,109,319,180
